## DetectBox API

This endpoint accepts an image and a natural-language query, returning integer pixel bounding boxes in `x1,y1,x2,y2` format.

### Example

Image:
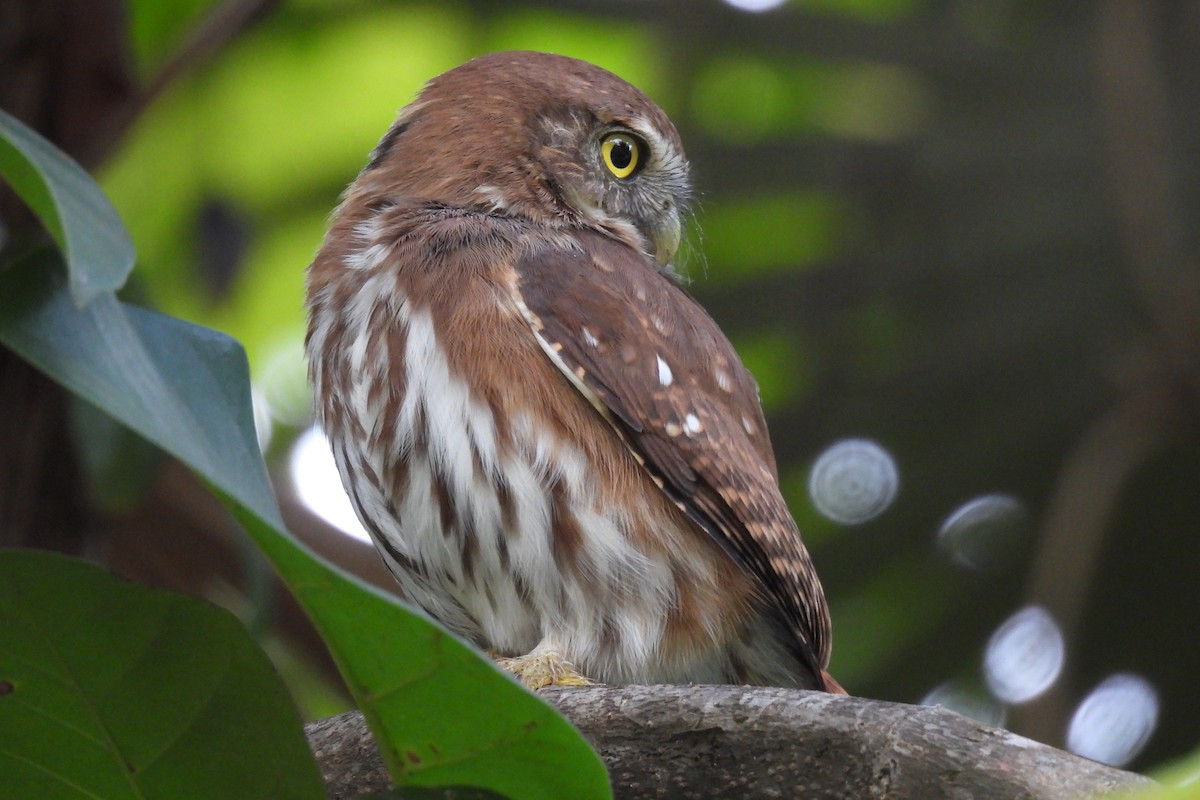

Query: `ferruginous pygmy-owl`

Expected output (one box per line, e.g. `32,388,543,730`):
306,51,842,692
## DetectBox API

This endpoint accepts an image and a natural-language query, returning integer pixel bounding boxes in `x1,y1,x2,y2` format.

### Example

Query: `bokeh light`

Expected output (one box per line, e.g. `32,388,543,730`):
921,679,1007,727
1067,674,1159,767
983,605,1064,704
289,426,370,542
721,0,788,12
937,493,1030,570
808,438,899,525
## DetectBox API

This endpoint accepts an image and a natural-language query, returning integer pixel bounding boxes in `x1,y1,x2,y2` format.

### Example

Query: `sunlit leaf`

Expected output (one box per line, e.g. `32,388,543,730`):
0,108,135,306
0,549,324,800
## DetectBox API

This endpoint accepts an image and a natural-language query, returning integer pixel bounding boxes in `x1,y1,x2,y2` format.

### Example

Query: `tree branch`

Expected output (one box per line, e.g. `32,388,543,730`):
307,685,1153,799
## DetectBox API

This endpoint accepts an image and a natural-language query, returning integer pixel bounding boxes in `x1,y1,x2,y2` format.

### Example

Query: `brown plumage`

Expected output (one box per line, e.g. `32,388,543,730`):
306,51,840,691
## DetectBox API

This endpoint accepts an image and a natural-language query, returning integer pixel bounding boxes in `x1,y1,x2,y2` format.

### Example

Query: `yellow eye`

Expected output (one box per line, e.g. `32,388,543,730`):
601,133,642,179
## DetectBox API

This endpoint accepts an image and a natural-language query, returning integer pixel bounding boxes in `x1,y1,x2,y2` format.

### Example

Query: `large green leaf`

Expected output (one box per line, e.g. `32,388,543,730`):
0,108,135,306
0,549,324,800
0,129,610,799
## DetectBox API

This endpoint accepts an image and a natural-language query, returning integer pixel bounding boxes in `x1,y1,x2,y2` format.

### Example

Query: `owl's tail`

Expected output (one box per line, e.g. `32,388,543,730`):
821,670,850,695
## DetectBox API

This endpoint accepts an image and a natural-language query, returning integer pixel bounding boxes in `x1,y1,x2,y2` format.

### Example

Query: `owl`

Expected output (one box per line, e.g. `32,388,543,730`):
306,51,840,692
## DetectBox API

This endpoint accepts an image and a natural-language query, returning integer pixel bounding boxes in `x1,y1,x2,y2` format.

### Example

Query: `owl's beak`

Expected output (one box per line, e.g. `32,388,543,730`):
648,204,682,267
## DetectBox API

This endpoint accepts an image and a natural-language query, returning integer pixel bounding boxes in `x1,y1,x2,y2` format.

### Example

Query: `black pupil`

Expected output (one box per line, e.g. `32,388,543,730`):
610,139,633,169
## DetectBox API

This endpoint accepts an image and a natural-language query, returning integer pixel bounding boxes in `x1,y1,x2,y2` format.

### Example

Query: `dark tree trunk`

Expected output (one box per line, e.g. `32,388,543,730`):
0,0,136,549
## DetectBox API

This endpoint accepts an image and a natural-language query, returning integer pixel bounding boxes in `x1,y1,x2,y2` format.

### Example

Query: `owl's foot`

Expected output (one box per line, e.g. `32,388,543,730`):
493,647,595,690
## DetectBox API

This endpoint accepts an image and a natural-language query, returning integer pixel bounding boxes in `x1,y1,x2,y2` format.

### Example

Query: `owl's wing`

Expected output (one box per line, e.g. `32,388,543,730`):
513,230,832,687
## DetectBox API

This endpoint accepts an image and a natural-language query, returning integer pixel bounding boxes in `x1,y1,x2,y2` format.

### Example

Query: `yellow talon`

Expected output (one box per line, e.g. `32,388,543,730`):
494,649,596,690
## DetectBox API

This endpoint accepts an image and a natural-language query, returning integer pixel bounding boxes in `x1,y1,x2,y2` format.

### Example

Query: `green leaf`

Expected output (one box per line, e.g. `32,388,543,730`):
223,494,609,798
0,108,135,305
0,252,274,528
0,549,324,800
0,251,611,800
1114,746,1200,799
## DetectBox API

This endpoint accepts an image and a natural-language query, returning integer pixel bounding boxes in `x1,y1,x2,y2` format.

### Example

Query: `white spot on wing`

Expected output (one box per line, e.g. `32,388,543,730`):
715,368,733,393
582,326,599,348
474,184,512,213
685,413,703,434
656,355,673,386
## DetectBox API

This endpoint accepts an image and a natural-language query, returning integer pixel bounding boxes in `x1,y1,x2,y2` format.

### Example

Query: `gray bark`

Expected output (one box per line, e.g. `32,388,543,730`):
306,685,1154,799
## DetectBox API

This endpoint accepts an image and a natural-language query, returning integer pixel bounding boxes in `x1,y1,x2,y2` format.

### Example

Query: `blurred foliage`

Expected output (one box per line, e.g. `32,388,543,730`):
0,550,326,800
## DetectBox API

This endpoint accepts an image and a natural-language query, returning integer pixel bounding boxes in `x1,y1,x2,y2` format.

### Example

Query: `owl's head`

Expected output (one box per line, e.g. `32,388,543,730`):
355,51,692,268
